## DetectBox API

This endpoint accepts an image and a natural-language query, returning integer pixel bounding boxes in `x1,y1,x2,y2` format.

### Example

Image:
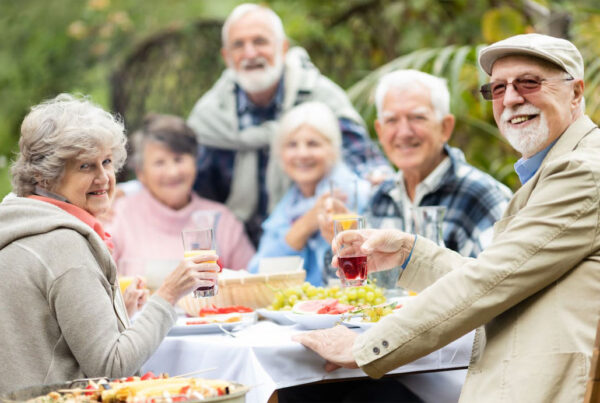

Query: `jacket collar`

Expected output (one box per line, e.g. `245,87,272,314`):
506,115,598,215
544,115,597,163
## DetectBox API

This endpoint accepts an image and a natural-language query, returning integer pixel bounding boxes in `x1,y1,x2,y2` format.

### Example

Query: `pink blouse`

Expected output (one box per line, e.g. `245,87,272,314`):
106,187,255,275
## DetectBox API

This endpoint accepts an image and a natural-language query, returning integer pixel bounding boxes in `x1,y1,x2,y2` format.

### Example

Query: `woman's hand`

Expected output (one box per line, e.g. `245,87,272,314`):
285,193,332,251
155,253,219,306
332,229,415,273
123,276,149,317
317,196,350,243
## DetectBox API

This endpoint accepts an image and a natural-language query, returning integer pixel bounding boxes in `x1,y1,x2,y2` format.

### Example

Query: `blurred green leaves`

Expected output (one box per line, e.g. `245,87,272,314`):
1,0,599,198
482,7,528,43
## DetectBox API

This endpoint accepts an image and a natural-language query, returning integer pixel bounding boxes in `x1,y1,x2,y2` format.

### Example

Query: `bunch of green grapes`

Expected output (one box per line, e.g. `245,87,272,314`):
267,282,386,311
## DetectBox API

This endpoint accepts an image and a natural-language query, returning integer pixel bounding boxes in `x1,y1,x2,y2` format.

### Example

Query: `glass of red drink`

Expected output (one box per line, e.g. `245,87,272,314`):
333,215,367,287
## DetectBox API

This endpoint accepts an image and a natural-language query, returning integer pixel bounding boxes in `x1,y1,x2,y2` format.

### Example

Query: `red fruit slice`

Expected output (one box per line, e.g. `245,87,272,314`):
294,298,354,314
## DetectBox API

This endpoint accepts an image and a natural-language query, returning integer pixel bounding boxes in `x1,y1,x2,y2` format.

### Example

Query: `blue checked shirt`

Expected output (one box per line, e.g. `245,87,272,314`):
368,145,512,258
194,78,388,245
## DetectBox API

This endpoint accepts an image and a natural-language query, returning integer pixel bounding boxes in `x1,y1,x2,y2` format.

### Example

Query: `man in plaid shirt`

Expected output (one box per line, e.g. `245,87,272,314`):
187,4,388,246
369,143,512,258
314,70,513,403
323,69,512,260
367,70,512,258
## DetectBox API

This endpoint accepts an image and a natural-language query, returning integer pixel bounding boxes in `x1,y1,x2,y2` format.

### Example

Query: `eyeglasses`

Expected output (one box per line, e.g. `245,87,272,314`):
480,76,574,100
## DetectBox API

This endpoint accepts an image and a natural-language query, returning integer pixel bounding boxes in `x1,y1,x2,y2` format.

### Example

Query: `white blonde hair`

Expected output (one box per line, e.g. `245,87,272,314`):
11,93,127,196
274,101,342,161
221,3,286,46
375,69,450,121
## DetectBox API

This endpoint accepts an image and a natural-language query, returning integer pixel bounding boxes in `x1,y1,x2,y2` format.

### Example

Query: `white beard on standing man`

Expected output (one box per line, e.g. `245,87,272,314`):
229,50,285,94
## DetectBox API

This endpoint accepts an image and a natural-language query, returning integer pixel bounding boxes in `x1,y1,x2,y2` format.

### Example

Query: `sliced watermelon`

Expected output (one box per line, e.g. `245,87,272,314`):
293,298,354,315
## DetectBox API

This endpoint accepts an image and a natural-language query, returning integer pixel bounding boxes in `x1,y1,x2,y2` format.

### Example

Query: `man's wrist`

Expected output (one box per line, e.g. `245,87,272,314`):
400,235,417,270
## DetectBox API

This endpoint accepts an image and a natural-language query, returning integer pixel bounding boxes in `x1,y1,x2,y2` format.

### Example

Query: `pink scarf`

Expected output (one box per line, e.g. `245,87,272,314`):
28,195,114,251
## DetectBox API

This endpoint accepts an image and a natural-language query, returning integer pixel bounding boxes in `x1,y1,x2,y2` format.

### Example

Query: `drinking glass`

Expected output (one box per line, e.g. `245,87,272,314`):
118,276,135,295
333,215,367,287
191,210,221,230
181,228,218,297
329,178,359,219
365,216,404,298
116,258,146,295
411,206,446,247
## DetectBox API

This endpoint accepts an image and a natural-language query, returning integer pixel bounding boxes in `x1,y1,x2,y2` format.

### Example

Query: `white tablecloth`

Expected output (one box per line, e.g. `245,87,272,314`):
142,320,473,403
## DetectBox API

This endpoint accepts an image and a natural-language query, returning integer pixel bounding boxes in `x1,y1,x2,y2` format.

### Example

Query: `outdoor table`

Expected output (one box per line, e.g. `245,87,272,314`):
142,320,473,402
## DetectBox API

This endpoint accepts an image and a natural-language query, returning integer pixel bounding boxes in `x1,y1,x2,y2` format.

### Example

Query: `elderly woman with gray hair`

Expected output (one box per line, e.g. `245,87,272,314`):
0,94,218,393
248,102,370,286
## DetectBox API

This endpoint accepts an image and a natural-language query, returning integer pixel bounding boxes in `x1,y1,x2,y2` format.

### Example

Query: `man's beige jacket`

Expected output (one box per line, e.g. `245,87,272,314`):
354,115,600,402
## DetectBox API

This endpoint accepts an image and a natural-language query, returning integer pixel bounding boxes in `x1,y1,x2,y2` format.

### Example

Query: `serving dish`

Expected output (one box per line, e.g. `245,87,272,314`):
168,312,257,336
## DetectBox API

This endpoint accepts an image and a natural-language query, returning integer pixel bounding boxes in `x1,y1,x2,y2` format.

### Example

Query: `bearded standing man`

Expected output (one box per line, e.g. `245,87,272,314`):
295,33,600,403
187,3,388,245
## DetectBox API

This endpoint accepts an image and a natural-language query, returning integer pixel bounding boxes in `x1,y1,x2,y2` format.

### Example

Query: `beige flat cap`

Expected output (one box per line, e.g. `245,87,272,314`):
478,33,584,80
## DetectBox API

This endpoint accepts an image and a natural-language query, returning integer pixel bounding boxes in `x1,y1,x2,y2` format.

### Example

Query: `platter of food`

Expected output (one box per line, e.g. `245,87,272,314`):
6,373,249,402
257,283,408,329
168,311,257,336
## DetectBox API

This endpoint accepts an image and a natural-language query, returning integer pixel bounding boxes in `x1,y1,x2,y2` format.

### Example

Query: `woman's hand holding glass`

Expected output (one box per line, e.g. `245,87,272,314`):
285,193,331,251
155,252,219,305
318,196,351,244
332,229,416,275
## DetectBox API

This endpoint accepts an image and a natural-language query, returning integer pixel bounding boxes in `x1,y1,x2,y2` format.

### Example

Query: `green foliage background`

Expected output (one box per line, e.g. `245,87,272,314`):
1,0,599,197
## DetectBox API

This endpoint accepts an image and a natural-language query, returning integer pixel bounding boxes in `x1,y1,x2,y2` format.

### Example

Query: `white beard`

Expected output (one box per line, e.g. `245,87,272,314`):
231,51,284,94
500,104,550,157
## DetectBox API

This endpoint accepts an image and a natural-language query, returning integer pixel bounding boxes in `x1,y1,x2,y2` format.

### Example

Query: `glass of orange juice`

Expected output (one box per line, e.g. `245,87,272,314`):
118,276,135,294
329,178,361,227
181,228,218,297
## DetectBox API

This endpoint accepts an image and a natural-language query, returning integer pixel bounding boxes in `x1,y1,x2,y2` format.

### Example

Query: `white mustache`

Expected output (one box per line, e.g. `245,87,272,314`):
500,104,541,123
240,57,268,69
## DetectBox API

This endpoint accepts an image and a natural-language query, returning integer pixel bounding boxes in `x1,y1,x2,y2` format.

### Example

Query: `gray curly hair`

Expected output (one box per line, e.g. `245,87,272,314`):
129,113,198,171
11,93,127,196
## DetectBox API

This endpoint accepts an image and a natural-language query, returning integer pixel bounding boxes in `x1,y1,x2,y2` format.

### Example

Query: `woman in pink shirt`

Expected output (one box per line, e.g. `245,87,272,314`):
107,114,254,275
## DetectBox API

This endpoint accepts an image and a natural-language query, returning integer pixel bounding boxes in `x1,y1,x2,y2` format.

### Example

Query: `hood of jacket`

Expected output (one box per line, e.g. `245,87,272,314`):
0,195,117,284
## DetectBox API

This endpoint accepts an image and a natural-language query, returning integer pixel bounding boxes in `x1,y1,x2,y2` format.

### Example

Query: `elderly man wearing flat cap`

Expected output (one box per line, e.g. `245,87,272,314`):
294,33,600,403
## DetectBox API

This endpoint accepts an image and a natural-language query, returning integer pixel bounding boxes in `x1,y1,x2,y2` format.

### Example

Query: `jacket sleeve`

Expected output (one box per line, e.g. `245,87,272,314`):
50,259,177,378
354,155,600,378
247,199,307,273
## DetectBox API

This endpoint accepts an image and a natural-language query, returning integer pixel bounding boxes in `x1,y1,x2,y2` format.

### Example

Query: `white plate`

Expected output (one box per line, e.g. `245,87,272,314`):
168,312,257,336
388,295,415,305
285,312,345,330
256,308,296,325
341,316,376,330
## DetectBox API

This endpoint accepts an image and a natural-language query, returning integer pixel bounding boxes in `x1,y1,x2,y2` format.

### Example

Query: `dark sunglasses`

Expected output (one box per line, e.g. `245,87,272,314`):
480,76,574,100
